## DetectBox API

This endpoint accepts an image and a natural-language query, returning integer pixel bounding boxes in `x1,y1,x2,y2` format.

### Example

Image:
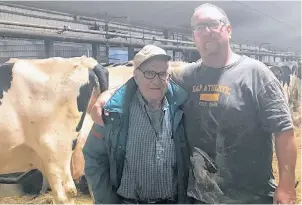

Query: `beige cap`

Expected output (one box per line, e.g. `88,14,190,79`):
133,44,171,70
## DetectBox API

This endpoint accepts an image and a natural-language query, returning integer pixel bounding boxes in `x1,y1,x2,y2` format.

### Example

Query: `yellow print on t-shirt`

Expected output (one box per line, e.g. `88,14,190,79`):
192,84,231,95
192,84,231,107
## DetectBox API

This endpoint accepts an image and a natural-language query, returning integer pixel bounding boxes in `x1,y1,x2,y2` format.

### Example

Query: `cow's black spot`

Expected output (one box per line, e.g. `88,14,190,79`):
75,70,98,132
0,63,14,106
77,82,89,113
75,64,109,132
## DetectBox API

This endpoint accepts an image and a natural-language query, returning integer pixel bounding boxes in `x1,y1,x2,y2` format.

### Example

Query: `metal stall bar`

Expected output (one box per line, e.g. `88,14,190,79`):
0,26,300,60
0,20,195,46
2,2,190,34
0,3,164,36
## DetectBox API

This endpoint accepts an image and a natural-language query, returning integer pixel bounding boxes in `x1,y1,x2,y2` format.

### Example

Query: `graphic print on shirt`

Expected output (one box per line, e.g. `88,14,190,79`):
188,81,236,202
192,84,232,108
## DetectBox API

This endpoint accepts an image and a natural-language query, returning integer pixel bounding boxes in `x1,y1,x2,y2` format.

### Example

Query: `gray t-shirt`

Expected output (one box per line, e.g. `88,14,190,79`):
171,55,293,203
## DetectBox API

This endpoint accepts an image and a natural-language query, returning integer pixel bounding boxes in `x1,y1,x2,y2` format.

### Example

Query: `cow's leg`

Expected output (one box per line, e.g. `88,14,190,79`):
34,140,77,204
62,154,78,199
40,175,50,194
41,161,70,204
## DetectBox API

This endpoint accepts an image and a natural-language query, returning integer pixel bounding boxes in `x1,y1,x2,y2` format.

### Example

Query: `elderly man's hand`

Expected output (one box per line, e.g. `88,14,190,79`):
91,90,112,126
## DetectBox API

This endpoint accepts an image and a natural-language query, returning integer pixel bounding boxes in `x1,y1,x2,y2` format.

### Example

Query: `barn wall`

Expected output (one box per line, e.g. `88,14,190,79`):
0,39,108,64
0,3,297,64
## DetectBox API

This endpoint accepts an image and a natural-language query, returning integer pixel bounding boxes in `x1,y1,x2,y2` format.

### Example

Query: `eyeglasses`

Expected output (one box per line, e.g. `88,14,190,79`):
137,68,170,80
192,19,225,32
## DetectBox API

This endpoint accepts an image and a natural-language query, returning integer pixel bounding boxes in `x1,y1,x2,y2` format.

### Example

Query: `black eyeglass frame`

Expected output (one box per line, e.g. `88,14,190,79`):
137,67,171,80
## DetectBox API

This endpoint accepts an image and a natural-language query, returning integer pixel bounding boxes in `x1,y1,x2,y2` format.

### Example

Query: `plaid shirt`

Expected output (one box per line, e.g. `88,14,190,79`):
116,90,177,200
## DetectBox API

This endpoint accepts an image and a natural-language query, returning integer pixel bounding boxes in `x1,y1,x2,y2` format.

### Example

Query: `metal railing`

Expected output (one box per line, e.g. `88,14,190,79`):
0,2,300,61
0,20,195,46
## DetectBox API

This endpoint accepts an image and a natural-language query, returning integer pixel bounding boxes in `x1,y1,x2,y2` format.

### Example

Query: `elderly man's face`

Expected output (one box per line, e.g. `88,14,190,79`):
191,6,231,57
134,57,170,103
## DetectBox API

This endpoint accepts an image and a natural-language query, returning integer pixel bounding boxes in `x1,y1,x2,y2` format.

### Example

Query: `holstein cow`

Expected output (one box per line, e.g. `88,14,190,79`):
69,60,190,196
268,65,283,83
278,61,299,87
268,62,301,118
0,56,108,204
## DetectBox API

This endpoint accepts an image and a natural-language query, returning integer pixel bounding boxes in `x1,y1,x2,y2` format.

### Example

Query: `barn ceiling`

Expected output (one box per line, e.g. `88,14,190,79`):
10,1,302,53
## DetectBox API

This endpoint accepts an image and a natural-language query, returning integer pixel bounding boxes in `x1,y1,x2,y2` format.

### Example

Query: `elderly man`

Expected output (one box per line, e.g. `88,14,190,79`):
90,3,297,204
83,45,190,204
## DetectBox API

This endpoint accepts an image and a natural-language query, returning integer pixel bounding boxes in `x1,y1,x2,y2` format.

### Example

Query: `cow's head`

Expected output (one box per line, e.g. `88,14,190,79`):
269,65,283,82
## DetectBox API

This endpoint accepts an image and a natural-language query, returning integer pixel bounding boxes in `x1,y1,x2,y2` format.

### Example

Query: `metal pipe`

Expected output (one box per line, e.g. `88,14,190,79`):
79,15,163,34
0,27,300,59
0,9,162,37
0,20,69,31
0,2,188,34
0,27,159,48
0,8,79,24
0,20,195,45
103,24,162,36
0,3,164,36
0,2,75,18
0,27,190,51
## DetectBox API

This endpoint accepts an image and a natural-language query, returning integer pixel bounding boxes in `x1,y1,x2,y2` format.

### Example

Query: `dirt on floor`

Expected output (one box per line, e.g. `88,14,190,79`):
0,193,93,204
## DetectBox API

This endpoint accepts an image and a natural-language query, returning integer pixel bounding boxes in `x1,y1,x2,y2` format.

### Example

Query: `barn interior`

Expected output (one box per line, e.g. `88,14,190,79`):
0,1,300,204
0,1,300,64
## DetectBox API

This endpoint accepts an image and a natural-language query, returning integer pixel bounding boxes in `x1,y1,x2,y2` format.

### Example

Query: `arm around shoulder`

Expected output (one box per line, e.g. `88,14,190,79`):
91,87,120,126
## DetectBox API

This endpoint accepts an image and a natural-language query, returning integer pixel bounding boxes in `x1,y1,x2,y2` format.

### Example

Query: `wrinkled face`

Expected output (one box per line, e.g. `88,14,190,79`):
191,6,232,57
134,57,170,103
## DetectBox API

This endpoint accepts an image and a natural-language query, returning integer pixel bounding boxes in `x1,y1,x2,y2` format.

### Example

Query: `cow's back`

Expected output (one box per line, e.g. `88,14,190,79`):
0,57,99,174
0,56,106,204
1,59,87,140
